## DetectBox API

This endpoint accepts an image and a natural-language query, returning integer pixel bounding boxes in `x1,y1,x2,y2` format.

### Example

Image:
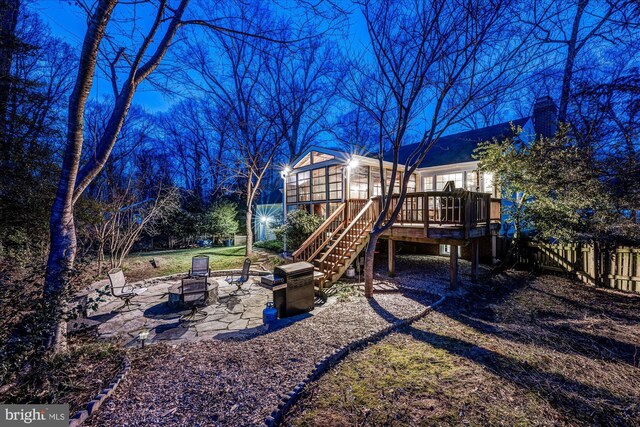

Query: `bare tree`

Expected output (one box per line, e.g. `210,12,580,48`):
527,0,639,123
45,0,190,352
350,0,538,297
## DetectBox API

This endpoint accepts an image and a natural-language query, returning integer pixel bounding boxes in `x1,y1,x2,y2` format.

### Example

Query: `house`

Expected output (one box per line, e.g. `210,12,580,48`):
279,98,558,288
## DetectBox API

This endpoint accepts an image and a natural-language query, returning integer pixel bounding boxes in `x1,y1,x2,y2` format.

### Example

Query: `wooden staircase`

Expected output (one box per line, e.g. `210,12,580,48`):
292,199,377,289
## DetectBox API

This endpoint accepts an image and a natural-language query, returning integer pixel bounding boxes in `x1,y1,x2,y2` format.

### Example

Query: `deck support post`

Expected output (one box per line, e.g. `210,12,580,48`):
471,239,479,283
388,239,396,277
450,245,458,289
491,235,497,263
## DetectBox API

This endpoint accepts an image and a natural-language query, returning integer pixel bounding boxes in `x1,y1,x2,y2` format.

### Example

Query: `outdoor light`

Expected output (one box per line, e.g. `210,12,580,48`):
138,329,149,347
260,215,270,224
347,158,359,169
280,166,291,179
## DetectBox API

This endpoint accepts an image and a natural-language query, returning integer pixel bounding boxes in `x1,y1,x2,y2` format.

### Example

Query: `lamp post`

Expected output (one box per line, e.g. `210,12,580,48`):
138,329,149,348
280,167,290,257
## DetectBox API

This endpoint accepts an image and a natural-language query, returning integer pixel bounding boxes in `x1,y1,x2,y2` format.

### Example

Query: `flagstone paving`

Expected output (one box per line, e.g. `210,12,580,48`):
72,275,323,346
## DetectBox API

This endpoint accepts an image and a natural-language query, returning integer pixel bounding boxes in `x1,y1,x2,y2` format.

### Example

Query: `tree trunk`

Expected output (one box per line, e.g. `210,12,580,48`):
0,0,19,151
363,229,382,298
245,207,253,257
44,195,77,353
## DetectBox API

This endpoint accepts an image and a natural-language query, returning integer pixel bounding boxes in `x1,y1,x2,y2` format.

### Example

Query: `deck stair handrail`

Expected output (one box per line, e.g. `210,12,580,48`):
292,204,346,263
317,199,376,286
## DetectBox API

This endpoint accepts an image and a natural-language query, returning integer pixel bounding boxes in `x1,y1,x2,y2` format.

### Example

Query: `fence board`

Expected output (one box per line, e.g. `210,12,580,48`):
520,242,640,294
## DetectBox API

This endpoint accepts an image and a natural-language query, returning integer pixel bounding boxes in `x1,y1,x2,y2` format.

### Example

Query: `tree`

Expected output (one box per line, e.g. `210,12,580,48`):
45,0,190,352
476,124,639,247
181,1,292,257
203,201,239,244
351,0,537,297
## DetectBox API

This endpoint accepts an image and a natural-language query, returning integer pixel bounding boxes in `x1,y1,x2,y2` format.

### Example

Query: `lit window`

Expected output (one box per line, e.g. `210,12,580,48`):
312,168,326,201
483,172,494,195
422,176,434,191
349,166,369,199
298,171,311,202
286,175,297,203
466,171,479,191
436,172,463,190
328,166,342,200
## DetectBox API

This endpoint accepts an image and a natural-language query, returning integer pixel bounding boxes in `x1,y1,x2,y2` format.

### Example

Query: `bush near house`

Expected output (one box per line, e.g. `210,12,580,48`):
274,210,325,251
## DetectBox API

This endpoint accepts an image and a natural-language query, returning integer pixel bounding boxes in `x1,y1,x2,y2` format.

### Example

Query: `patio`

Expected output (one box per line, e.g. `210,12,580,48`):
73,274,312,346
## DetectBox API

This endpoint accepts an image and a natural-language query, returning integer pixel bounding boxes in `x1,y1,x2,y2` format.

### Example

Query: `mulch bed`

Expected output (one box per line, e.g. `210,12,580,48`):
86,289,439,426
285,266,640,426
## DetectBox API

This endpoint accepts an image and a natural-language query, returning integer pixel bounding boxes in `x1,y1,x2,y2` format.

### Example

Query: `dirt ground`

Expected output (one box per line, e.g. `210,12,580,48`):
286,260,640,426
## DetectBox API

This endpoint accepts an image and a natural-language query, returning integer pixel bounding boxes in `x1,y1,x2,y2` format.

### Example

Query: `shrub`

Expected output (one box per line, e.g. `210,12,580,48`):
254,239,284,252
273,210,324,251
203,201,240,244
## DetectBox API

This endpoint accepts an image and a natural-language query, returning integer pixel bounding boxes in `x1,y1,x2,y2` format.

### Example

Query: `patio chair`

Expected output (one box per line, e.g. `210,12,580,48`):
179,277,209,326
226,258,252,294
189,255,210,278
107,268,147,312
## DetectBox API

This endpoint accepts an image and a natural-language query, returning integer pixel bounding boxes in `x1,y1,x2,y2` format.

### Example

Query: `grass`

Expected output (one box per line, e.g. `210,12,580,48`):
286,269,640,426
122,246,253,281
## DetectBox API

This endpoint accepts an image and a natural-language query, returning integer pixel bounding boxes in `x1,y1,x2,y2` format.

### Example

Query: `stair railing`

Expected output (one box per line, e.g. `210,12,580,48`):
318,199,375,282
292,204,346,262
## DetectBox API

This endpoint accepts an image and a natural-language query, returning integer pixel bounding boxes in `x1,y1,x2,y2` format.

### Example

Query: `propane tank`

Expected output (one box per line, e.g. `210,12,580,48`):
262,301,278,325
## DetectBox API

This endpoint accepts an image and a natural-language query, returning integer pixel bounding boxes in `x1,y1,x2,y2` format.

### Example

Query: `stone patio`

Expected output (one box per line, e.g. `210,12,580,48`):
71,275,290,346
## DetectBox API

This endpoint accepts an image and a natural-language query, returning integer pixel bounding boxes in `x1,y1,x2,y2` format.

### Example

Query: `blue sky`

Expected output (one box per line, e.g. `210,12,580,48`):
33,0,368,114
34,1,179,111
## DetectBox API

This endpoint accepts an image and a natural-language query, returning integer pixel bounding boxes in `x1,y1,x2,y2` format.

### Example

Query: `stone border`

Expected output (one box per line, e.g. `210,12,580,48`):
68,356,131,427
261,291,447,427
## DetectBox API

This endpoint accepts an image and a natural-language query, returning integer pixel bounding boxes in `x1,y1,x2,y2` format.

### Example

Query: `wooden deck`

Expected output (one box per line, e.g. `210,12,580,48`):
293,190,502,290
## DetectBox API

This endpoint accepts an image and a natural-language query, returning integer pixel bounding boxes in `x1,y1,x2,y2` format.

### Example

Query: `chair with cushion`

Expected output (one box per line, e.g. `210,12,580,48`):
225,258,252,294
107,268,147,312
189,255,210,278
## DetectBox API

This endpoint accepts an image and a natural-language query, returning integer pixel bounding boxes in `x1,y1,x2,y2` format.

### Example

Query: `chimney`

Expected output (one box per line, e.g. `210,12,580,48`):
533,96,558,138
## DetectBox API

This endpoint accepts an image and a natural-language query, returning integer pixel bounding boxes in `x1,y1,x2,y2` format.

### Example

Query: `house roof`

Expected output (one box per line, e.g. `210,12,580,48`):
385,118,530,168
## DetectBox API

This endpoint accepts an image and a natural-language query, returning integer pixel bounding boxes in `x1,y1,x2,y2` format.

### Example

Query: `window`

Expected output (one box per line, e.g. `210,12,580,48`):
312,168,326,201
293,153,311,169
436,172,463,190
483,172,495,195
384,169,402,194
406,174,417,193
440,244,461,256
312,151,334,164
349,166,369,199
466,171,479,191
372,168,382,196
298,171,310,202
422,175,434,191
328,166,342,200
286,174,297,203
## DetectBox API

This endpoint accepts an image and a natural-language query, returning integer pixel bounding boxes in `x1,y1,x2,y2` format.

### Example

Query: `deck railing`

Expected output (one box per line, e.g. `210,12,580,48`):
375,190,500,237
292,204,345,263
318,199,377,282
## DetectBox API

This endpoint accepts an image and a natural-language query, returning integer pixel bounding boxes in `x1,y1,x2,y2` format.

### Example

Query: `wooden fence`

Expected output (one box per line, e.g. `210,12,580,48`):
517,242,640,294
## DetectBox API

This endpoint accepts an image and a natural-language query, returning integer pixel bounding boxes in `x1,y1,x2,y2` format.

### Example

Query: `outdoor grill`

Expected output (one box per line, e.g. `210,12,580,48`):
260,261,315,318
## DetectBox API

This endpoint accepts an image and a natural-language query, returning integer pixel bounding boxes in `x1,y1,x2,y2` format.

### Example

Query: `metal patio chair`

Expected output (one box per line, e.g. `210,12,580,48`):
189,255,210,278
225,258,252,295
107,268,147,312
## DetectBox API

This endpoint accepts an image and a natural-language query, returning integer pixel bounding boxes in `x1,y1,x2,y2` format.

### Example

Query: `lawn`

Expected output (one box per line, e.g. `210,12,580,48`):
122,246,256,281
285,269,640,426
